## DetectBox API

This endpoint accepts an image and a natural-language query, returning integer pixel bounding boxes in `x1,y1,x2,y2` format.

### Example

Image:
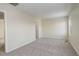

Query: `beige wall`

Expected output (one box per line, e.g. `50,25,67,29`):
69,4,79,55
0,4,36,52
41,17,67,39
0,19,4,38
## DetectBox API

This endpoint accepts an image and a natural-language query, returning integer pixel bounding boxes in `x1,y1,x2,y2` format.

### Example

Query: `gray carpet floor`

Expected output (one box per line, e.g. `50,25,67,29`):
0,38,78,56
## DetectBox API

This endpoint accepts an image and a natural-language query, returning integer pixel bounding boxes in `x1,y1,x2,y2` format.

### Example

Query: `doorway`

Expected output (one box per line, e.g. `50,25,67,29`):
0,12,5,53
35,24,39,39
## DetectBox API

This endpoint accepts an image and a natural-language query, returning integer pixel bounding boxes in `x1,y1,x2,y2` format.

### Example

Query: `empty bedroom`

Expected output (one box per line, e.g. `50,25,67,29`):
0,3,79,56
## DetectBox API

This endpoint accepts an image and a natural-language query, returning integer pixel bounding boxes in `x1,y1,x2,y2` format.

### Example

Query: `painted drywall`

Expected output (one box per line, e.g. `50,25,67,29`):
69,4,79,55
41,17,67,39
0,19,4,38
0,4,36,52
34,19,42,39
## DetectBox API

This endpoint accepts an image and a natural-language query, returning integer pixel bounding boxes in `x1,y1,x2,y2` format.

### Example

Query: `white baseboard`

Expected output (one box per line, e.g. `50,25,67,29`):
69,40,79,55
5,39,36,53
41,36,65,39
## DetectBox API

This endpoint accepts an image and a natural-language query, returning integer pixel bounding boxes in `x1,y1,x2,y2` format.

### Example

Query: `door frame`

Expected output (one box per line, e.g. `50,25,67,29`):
0,10,6,53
